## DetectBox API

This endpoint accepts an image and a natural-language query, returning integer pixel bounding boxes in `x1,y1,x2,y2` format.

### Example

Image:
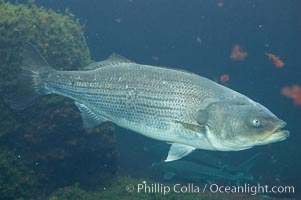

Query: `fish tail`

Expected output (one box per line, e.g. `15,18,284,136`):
9,43,52,110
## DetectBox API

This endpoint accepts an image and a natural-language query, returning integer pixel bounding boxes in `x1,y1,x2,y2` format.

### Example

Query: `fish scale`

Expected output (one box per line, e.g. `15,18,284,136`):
11,44,289,162
43,63,217,129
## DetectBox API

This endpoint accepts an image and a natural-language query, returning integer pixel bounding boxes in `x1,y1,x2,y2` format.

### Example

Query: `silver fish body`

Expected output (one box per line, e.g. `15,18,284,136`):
11,44,289,161
44,60,232,147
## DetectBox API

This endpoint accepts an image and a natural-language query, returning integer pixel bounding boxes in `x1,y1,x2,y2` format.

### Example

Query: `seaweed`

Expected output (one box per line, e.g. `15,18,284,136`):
0,1,118,199
0,0,91,137
0,149,38,200
0,0,90,92
46,176,279,200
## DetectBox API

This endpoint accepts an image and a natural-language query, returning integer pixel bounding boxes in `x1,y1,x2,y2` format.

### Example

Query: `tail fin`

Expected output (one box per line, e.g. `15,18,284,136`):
9,43,51,110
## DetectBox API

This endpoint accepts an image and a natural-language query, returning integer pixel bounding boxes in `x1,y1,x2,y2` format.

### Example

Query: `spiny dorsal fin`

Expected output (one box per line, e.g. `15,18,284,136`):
83,53,134,70
107,53,134,63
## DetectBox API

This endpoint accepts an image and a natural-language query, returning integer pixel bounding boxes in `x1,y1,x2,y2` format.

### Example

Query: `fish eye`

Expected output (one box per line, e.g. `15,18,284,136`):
252,118,261,127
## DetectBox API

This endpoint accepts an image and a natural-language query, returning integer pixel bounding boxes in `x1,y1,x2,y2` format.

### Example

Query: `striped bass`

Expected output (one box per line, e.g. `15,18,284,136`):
10,44,289,162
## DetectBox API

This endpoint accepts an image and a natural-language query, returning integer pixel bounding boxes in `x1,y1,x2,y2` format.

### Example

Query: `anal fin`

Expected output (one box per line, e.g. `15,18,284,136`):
75,102,108,128
165,143,196,162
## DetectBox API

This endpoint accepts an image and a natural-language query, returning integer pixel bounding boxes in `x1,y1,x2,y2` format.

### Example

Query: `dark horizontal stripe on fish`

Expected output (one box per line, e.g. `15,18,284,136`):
49,83,189,105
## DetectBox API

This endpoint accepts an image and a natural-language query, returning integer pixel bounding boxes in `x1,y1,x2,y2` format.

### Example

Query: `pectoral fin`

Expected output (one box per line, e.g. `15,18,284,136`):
75,102,108,128
173,109,209,133
174,120,206,133
165,143,196,162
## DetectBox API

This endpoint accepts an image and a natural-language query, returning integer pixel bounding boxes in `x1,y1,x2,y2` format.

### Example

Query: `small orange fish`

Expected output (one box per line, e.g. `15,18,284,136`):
230,44,247,61
219,74,229,85
281,85,301,105
266,53,285,68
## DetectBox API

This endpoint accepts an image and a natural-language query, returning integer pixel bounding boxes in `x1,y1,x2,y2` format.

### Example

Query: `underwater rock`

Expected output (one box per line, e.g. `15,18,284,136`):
0,0,90,137
0,149,38,200
46,176,285,200
0,1,118,198
0,0,90,91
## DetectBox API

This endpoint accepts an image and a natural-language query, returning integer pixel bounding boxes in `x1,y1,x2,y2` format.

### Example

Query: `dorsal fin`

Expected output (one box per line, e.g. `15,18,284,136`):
107,53,134,63
83,53,134,70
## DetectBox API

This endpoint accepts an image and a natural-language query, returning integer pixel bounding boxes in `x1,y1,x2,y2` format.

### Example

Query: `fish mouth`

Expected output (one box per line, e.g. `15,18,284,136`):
260,121,290,144
210,120,289,150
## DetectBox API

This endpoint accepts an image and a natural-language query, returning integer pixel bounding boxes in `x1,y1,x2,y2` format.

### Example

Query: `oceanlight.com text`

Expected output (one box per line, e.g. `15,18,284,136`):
125,182,295,196
208,183,294,195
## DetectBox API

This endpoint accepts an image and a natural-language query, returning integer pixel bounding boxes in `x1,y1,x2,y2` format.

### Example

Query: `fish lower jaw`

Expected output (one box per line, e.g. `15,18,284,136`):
254,130,290,145
266,130,290,142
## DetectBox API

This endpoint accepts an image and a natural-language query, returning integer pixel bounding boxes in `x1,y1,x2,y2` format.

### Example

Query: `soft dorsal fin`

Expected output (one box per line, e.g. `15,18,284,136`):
74,102,109,128
83,53,134,70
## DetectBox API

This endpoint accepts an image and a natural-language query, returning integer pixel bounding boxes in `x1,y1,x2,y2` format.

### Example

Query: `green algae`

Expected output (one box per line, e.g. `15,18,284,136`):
0,0,91,137
0,1,118,200
0,0,90,92
45,177,207,200
0,149,38,200
45,176,279,200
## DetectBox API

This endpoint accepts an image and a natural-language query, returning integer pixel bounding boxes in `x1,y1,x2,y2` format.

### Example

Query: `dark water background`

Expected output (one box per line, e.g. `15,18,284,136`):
9,0,301,198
